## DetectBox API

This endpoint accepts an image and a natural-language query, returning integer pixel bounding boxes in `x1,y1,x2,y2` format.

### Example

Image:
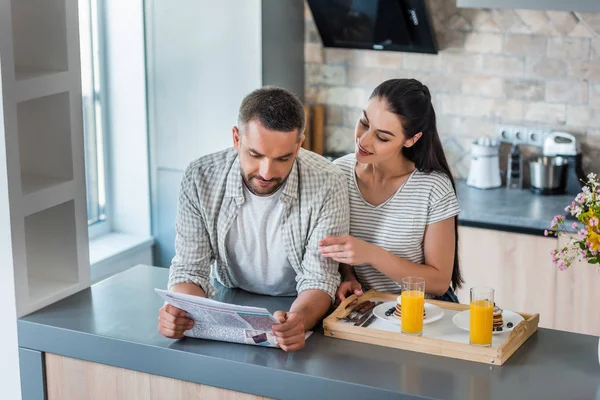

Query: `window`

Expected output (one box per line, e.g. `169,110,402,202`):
78,0,109,238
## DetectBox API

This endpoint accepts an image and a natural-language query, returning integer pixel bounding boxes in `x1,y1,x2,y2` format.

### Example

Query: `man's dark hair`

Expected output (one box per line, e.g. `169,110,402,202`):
238,86,305,141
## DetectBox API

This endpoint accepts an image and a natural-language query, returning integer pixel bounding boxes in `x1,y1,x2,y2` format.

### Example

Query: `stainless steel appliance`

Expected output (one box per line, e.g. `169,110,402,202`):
531,132,586,196
529,156,568,195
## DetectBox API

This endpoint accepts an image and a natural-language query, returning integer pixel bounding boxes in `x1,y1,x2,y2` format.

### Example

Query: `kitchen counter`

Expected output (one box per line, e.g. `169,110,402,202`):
455,180,576,235
18,265,600,400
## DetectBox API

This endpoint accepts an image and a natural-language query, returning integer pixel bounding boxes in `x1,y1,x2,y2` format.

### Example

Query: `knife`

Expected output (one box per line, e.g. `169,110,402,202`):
360,313,377,328
354,301,381,326
342,301,373,322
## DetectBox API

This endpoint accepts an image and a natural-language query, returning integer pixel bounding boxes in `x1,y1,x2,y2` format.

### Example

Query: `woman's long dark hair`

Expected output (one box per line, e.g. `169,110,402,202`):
371,79,463,291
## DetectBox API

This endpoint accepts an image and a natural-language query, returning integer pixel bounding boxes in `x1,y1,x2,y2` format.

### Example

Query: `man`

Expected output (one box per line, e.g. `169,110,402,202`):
157,87,349,352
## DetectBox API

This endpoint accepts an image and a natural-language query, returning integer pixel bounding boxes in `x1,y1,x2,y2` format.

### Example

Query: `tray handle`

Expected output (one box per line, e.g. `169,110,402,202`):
498,313,539,356
331,290,378,320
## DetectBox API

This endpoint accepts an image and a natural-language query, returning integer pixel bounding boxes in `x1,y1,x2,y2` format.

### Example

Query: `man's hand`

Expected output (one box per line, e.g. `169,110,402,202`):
158,303,194,339
335,279,363,307
272,311,306,352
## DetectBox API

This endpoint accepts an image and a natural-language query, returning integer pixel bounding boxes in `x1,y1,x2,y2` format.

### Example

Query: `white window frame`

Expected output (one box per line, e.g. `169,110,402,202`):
80,0,111,240
86,0,154,282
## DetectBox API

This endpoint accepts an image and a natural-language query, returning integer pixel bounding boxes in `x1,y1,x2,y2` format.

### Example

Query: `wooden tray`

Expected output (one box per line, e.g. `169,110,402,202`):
323,290,539,365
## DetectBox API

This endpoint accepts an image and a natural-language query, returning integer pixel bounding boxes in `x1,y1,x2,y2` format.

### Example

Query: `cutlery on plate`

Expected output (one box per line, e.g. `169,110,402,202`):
354,302,382,326
360,313,377,328
342,301,373,321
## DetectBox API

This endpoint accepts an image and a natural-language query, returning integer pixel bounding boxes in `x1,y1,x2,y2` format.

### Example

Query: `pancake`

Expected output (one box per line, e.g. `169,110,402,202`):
393,303,427,319
492,306,504,332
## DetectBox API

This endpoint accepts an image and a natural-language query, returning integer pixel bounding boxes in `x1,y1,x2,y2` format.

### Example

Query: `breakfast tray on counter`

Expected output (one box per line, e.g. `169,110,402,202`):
323,290,539,366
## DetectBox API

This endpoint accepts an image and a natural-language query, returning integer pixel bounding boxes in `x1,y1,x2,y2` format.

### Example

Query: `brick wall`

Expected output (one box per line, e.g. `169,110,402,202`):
304,1,600,179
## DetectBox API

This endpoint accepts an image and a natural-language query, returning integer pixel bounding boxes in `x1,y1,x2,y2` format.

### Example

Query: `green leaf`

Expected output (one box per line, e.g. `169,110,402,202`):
579,242,587,251
590,259,599,264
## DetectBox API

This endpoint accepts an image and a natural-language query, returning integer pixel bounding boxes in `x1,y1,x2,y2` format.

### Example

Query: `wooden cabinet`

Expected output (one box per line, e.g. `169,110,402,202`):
553,236,600,335
45,354,271,400
456,227,558,329
457,226,600,335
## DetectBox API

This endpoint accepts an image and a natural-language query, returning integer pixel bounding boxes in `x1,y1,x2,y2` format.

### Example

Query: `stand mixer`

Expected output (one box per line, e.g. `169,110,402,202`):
534,132,586,196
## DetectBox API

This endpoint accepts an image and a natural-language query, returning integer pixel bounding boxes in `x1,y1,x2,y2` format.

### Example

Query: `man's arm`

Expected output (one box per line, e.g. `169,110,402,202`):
158,165,214,339
293,174,350,323
167,165,215,298
272,175,349,351
289,289,332,328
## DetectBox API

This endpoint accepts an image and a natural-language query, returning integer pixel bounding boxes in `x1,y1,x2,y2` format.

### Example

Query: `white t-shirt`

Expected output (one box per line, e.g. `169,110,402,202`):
334,154,461,293
225,183,297,296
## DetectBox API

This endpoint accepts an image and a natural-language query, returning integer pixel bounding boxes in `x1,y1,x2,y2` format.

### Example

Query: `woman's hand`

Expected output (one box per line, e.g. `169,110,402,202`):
318,235,373,266
335,279,363,307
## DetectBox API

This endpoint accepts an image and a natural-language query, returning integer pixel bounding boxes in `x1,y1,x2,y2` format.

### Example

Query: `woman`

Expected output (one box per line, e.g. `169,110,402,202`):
318,78,462,304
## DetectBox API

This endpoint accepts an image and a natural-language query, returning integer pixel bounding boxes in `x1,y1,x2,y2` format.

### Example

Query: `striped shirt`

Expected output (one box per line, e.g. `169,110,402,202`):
334,154,460,293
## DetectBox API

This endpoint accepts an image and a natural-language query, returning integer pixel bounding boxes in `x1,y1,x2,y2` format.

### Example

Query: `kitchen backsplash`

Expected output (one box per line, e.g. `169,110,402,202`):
304,0,600,179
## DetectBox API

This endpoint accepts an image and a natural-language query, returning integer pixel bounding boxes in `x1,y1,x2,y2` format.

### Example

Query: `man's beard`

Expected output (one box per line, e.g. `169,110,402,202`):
241,169,285,196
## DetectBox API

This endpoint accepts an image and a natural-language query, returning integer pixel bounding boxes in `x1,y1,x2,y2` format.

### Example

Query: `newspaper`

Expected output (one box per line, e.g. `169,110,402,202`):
155,289,311,347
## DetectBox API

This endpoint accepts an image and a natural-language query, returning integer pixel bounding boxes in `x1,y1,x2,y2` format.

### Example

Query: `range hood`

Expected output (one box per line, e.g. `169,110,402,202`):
457,0,600,13
306,0,437,54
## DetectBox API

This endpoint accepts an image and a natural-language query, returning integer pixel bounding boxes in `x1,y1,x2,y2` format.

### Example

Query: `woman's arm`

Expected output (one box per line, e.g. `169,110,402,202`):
319,217,456,296
369,218,455,296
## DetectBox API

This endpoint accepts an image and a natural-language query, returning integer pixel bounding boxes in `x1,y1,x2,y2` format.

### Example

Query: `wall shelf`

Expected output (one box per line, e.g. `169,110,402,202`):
24,201,80,306
11,0,69,78
26,277,83,314
1,0,89,395
1,0,90,323
21,174,72,196
16,92,74,195
15,66,64,81
21,176,75,216
15,70,70,103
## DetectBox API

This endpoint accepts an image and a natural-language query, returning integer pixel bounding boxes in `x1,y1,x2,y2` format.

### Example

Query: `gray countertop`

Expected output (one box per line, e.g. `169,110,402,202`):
455,180,577,235
18,265,600,400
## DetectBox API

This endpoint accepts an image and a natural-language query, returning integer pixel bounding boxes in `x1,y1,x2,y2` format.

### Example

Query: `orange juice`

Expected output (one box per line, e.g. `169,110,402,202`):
470,300,493,346
401,290,425,334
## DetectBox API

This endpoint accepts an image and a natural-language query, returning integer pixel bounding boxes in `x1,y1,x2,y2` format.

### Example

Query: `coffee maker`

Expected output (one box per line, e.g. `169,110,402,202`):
532,132,586,196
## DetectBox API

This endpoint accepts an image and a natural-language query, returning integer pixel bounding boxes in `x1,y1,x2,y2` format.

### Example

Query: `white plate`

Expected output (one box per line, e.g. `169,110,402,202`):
372,300,444,326
452,309,525,334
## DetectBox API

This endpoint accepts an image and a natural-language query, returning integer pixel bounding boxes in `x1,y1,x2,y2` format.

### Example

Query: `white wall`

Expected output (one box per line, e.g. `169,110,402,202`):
0,36,22,400
145,0,263,266
146,0,262,172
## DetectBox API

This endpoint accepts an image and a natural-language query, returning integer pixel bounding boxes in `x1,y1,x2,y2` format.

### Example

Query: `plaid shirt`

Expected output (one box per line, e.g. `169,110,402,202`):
168,148,349,300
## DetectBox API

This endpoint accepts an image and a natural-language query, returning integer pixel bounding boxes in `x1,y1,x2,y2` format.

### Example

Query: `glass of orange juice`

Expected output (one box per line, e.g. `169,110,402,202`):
469,287,494,347
400,277,425,336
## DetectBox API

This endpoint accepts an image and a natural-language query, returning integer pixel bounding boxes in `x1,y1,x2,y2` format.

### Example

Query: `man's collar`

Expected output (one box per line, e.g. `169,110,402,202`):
225,156,244,199
281,158,298,201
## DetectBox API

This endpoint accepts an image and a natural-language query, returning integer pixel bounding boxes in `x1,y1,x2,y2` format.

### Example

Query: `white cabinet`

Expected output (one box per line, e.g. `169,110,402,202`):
0,0,90,317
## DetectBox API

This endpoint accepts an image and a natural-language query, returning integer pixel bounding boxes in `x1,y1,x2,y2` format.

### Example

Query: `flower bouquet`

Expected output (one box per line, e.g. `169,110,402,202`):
546,172,600,271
